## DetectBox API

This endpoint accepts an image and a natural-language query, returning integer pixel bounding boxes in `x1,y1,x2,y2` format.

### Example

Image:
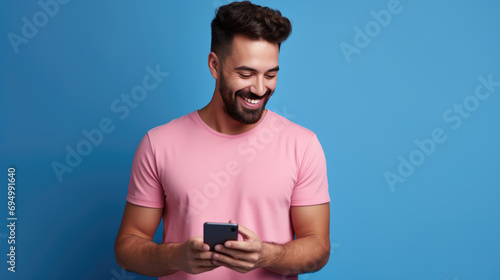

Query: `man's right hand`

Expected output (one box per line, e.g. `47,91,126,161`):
176,236,220,274
115,203,219,277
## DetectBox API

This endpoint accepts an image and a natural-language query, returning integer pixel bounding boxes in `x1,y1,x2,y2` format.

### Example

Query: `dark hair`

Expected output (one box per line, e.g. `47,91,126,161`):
211,1,292,60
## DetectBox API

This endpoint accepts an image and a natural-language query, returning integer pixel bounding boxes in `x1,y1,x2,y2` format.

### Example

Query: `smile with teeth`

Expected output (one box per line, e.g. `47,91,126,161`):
242,96,261,104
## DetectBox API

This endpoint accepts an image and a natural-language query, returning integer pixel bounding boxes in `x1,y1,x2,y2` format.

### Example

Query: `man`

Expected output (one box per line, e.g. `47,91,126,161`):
114,1,331,279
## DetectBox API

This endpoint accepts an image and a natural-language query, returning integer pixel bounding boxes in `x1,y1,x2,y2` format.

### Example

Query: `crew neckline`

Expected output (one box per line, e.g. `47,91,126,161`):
193,110,272,138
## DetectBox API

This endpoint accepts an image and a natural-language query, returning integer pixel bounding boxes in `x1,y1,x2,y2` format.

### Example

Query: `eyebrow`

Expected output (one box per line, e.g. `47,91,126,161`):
234,66,280,72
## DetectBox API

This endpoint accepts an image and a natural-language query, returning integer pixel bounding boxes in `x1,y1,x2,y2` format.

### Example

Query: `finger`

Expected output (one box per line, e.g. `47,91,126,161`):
216,242,253,254
227,220,258,242
214,244,244,257
234,223,257,241
212,252,256,271
197,251,217,260
191,238,210,251
194,259,220,268
214,244,259,263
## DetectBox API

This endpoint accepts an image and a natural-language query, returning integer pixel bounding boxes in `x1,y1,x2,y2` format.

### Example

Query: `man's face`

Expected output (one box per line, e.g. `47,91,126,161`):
218,35,280,124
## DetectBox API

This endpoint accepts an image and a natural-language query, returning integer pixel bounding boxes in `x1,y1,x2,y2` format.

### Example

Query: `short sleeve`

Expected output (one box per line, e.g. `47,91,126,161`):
291,135,331,206
126,133,165,208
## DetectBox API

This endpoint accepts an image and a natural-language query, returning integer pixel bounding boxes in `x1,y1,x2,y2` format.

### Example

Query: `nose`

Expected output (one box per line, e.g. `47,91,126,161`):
251,76,267,97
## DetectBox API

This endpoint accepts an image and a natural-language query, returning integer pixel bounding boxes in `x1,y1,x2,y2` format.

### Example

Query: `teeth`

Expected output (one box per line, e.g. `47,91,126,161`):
243,97,260,104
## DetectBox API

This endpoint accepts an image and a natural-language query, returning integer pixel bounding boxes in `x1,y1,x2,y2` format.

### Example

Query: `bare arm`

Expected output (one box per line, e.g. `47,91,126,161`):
114,202,218,277
264,203,330,274
212,203,330,275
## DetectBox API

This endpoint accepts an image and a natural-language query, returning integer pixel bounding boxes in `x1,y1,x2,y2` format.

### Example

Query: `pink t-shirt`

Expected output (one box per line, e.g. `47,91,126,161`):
126,110,330,280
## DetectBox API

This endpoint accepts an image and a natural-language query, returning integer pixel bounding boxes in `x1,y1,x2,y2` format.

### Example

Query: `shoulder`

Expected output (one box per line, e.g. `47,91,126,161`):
266,110,317,142
144,111,199,145
148,111,197,134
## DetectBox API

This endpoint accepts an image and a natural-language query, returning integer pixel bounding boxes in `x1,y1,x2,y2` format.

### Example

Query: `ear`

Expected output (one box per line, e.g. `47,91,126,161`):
208,52,220,80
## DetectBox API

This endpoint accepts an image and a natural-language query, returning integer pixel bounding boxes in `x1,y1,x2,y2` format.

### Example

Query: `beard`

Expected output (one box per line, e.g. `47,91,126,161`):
219,70,273,125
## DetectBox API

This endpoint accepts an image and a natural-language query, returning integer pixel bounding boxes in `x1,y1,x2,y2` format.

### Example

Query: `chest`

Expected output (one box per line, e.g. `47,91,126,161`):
158,136,299,215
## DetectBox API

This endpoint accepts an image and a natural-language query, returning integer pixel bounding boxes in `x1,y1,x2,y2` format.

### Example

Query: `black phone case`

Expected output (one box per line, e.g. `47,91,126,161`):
203,222,238,251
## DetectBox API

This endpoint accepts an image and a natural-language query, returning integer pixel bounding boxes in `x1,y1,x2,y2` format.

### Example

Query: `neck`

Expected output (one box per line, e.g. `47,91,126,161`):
198,91,266,135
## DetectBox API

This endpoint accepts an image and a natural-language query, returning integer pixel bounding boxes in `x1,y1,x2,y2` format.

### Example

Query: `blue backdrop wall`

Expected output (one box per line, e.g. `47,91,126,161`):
1,0,499,279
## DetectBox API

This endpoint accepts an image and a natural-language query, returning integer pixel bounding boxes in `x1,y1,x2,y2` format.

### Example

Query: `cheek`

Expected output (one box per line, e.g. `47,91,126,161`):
227,77,278,93
230,79,253,91
267,80,278,92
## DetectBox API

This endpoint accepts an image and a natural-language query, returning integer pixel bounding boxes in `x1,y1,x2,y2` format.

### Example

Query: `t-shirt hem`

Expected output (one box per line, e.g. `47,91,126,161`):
126,194,164,208
290,198,331,207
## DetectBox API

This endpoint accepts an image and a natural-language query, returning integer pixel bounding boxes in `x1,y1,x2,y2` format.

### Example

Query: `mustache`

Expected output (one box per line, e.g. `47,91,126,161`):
235,88,273,99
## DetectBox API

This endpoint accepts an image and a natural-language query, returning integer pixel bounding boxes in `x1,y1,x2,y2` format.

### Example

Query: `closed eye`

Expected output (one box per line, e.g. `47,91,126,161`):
239,73,253,78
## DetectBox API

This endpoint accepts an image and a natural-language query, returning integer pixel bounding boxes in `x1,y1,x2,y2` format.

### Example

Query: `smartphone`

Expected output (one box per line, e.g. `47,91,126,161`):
203,222,238,251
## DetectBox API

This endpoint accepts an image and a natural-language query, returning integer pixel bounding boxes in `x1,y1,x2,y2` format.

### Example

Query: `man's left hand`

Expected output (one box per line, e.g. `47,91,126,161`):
211,220,271,273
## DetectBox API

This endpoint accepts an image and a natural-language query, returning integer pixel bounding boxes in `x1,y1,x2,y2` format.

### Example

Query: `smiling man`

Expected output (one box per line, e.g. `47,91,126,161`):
115,1,331,279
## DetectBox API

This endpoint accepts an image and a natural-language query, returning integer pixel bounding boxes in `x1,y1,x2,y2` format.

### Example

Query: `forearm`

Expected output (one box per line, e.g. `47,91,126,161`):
262,235,330,275
114,234,181,277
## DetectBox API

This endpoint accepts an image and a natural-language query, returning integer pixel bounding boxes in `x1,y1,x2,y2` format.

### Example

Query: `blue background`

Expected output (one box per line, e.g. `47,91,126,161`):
1,0,499,279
